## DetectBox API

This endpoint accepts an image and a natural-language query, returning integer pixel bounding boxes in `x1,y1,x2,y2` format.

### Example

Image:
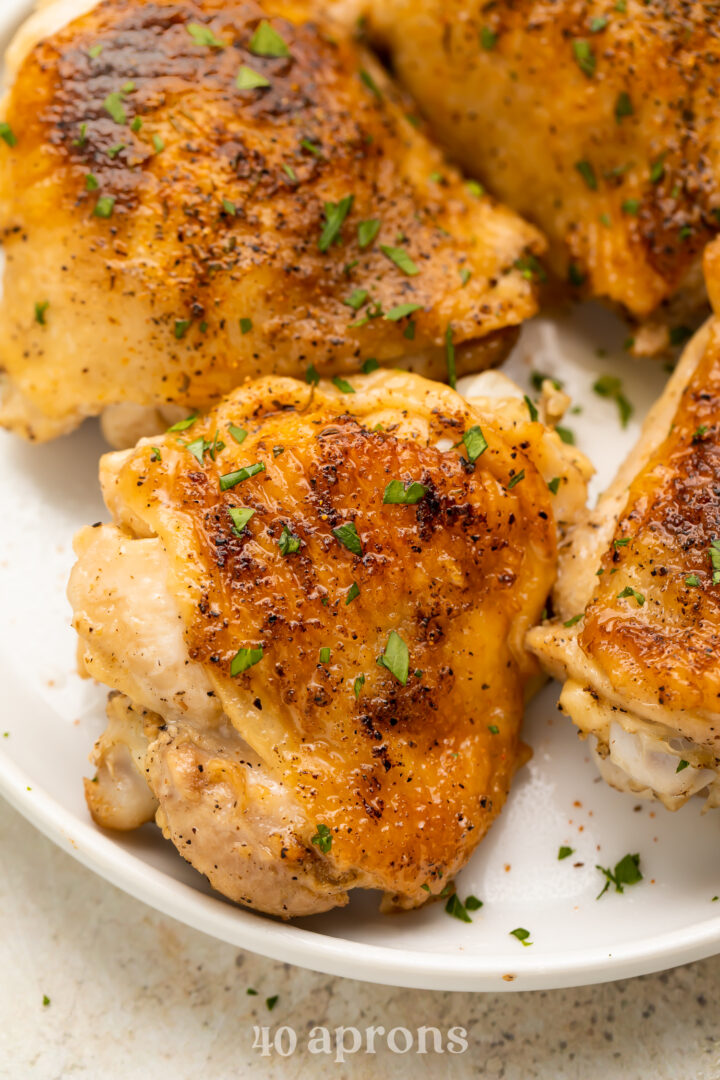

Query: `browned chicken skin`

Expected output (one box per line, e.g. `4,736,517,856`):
352,0,720,346
68,369,590,915
0,0,542,441
529,320,720,810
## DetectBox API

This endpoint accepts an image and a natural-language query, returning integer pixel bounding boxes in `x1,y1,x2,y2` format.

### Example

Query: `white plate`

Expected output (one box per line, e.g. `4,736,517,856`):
2,0,720,991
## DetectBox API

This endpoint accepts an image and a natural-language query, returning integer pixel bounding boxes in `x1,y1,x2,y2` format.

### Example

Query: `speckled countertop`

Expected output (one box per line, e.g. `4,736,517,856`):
1,798,718,1080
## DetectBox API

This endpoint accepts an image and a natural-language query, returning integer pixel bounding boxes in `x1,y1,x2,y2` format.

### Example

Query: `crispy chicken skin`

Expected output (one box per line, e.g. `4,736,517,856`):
0,0,542,442
68,369,589,916
528,320,720,810
352,0,720,344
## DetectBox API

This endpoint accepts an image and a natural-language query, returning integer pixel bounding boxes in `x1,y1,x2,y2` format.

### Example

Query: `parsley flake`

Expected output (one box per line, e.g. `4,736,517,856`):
34,301,49,325
229,507,255,534
480,26,497,49
187,22,226,47
380,245,419,275
676,759,690,773
686,573,700,587
617,586,645,606
332,521,362,555
93,195,115,218
507,469,525,489
319,647,331,664
709,539,720,584
596,853,642,898
358,219,381,248
548,476,561,494
445,894,472,922
558,846,574,860
219,462,266,491
378,629,409,685
362,358,379,373
353,674,365,699
385,303,422,321
615,91,633,122
174,318,191,339
249,20,290,57
236,65,270,91
319,195,354,252
383,479,427,505
168,413,198,433
462,425,488,462
575,160,598,190
524,395,539,422
510,927,532,946
230,646,263,675
572,39,596,77
311,823,332,853
228,424,247,444
278,525,300,555
445,323,456,389
332,376,355,393
346,581,360,605
0,122,17,147
359,68,382,99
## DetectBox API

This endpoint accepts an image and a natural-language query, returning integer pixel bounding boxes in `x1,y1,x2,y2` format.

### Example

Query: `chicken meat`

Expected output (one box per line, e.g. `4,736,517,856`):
68,368,590,916
528,319,720,810
351,0,720,349
0,0,543,444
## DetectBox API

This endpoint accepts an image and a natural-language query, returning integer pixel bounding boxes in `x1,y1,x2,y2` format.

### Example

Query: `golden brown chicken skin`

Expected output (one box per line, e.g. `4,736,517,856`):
529,320,720,810
68,369,589,916
0,0,542,442
353,0,720,347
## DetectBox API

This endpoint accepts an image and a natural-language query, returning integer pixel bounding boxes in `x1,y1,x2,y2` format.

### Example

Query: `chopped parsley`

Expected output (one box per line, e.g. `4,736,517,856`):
465,895,483,910
507,470,525,489
332,521,362,555
174,318,191,339
92,195,115,218
445,894,472,922
266,996,279,1011
614,537,630,548
650,156,666,184
184,436,208,464
463,425,488,462
150,447,162,462
300,137,322,157
380,245,419,275
383,480,427,505
467,180,484,198
222,198,237,216
596,853,642,898
593,374,633,427
514,254,547,282
575,160,598,190
488,724,499,735
615,90,633,122
236,65,270,91
353,674,365,699
311,823,332,853
345,581,360,605
249,20,290,57
152,134,165,153
239,317,252,335
617,585,645,606
564,613,583,627
556,425,575,445
676,759,690,773
0,122,17,147
103,91,128,124
480,26,497,49
572,39,596,78
358,219,381,248
378,630,409,685
131,116,142,133
359,68,382,99
332,376,355,393
459,267,472,287
709,539,720,584
558,846,574,860
230,646,263,675
686,573,700,587
524,395,538,422
621,198,640,215
277,525,300,555
343,289,367,311
548,477,561,494
187,22,226,47
589,14,608,31
168,413,198,432
88,43,103,58
445,323,456,389
107,143,125,158
34,301,49,325
692,424,708,442
385,303,422,321
219,462,266,491
362,358,379,373
306,363,320,385
42,995,51,1007
229,507,255,534
319,196,354,252
319,647,331,663
227,424,247,444
510,927,532,946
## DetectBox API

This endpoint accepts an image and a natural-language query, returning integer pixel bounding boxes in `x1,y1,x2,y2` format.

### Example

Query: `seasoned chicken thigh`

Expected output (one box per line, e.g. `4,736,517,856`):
528,320,720,810
69,369,589,916
0,0,542,443
353,0,720,347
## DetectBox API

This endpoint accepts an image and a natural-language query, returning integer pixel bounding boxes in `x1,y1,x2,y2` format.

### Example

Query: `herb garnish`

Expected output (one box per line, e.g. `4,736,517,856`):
548,477,561,494
378,630,409,685
564,613,583,627
187,22,226,47
93,195,115,218
34,301,49,325
346,582,360,605
306,364,320,385
174,319,191,340
249,20,290,57
507,470,525,489
332,376,355,393
380,245,419,275
362,358,379,373
617,586,645,606
524,395,538,422
676,759,690,773
575,160,598,190
277,525,300,555
615,91,633,122
319,647,331,663
462,426,488,462
558,846,574,860
332,521,362,555
445,894,472,922
385,303,422,321
593,375,633,427
359,69,382,99
236,66,270,90
596,853,642,898
220,462,266,491
358,219,381,248
709,539,720,584
319,196,354,252
480,26,497,49
353,674,365,699
229,507,255,534
311,823,332,853
266,996,279,1011
445,323,456,389
230,646,263,675
510,927,532,946
572,39,596,77
168,413,198,433
227,424,247,444
686,573,700,587
0,122,17,147
383,480,427,505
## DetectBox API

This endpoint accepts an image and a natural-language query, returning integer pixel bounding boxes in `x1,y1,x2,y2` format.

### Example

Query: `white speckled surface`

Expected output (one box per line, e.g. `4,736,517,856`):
1,798,718,1079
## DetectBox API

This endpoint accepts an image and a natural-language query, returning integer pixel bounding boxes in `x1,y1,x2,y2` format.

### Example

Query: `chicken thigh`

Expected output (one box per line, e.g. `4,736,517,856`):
353,0,720,347
0,0,542,443
528,319,720,810
69,368,590,916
